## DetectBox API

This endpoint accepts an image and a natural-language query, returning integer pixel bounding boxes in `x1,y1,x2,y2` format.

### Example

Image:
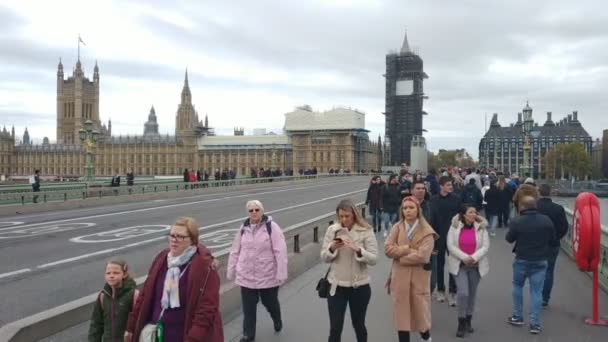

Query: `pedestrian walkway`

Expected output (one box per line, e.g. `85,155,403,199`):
223,228,608,342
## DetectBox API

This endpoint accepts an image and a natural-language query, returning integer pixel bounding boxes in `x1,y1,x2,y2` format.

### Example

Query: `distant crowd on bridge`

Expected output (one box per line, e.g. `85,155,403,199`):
84,166,569,342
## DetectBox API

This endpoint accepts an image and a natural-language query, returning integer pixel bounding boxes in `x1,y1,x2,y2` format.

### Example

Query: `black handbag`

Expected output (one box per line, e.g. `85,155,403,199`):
316,267,332,298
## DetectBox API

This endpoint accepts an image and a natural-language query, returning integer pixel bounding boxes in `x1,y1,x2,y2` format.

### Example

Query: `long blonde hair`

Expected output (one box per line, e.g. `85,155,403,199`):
336,199,370,229
497,176,506,191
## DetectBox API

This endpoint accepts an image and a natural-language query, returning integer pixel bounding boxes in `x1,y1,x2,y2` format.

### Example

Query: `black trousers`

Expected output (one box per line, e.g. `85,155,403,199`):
436,237,457,293
328,285,371,342
499,205,510,227
241,286,282,339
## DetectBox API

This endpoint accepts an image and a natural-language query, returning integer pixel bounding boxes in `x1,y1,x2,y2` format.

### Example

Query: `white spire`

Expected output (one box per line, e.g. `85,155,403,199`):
400,30,412,54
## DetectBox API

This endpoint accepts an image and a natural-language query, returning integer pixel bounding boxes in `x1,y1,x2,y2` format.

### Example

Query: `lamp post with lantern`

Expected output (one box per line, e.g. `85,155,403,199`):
79,120,100,182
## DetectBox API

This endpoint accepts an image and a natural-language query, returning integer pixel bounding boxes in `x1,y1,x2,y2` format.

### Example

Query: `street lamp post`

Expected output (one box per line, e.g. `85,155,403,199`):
79,120,100,182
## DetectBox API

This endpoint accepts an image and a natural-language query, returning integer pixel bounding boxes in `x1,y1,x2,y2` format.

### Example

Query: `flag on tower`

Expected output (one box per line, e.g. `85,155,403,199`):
79,35,86,46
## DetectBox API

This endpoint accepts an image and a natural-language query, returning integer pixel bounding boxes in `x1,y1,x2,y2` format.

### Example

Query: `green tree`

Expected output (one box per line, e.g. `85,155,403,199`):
542,143,591,180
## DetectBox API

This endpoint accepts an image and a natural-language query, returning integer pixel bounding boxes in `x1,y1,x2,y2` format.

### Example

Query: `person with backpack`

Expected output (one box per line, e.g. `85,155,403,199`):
89,259,138,342
227,200,288,342
461,179,483,212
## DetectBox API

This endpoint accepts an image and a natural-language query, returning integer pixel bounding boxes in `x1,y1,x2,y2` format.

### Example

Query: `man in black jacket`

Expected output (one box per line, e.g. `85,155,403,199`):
380,174,401,237
536,184,568,307
461,178,483,211
430,176,462,306
506,196,555,334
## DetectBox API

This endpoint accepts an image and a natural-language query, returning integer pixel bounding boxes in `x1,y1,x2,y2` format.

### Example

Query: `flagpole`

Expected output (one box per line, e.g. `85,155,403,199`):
78,34,80,61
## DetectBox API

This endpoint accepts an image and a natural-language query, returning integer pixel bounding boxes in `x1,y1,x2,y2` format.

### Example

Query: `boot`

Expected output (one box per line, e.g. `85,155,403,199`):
465,315,474,333
456,317,466,338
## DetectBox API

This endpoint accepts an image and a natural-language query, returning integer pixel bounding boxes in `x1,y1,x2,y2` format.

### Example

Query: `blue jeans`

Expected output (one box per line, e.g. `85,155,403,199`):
369,208,382,231
488,215,498,234
542,247,560,304
381,212,397,232
512,259,548,326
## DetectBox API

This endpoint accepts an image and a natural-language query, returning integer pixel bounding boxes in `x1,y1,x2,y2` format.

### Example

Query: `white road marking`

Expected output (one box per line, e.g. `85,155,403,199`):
0,222,24,228
0,223,96,239
200,229,239,249
0,181,359,232
0,268,32,279
71,225,170,243
31,189,365,270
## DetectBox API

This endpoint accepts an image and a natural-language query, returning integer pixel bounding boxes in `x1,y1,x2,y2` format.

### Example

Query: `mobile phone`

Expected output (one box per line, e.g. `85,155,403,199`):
333,237,343,243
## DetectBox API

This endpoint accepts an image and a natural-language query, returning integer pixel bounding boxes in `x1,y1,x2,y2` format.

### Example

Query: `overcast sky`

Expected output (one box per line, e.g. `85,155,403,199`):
1,0,607,158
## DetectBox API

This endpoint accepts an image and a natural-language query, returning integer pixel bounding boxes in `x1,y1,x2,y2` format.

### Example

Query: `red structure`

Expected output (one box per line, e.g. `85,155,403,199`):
572,192,608,326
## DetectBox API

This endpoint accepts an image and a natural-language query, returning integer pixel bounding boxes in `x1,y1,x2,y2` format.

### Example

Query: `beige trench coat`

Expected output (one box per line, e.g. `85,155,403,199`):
385,221,437,332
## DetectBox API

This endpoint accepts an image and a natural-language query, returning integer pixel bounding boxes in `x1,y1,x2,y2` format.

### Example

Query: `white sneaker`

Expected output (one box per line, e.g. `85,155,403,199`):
435,291,446,303
421,337,432,342
448,293,457,307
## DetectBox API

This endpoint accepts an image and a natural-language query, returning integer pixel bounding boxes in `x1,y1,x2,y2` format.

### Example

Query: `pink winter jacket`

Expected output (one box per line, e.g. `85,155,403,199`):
227,216,289,289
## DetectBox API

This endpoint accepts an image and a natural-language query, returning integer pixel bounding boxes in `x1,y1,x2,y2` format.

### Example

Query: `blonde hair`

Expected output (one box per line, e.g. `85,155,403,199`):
173,217,199,244
246,200,264,213
336,199,370,229
107,258,133,280
399,197,433,232
497,176,506,191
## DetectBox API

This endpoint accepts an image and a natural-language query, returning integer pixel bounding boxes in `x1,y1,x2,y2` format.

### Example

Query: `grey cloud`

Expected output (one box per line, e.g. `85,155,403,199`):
0,108,54,126
4,0,608,158
0,5,25,34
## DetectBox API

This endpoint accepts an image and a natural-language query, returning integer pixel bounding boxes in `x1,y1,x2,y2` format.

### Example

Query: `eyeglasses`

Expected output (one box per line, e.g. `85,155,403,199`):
248,208,260,213
168,233,190,242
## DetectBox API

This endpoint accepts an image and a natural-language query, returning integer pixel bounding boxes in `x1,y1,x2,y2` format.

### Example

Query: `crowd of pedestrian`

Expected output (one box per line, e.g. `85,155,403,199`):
84,167,568,341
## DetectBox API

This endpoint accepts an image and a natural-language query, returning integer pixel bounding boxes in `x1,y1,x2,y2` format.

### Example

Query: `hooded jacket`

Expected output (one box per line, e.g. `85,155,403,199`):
447,215,490,277
88,277,137,342
126,244,223,342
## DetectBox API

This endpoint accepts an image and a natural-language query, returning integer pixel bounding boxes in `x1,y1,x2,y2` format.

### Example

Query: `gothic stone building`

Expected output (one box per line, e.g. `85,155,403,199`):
479,102,592,178
0,59,381,179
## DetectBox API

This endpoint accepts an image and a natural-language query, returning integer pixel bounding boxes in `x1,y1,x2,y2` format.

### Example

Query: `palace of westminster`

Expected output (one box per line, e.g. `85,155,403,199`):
0,57,383,178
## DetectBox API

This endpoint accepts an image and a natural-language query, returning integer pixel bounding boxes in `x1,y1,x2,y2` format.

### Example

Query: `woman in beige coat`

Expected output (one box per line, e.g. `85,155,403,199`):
385,196,437,342
321,199,378,342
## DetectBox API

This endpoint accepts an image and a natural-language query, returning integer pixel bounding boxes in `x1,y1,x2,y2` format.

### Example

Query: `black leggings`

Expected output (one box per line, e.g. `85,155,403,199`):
398,331,430,342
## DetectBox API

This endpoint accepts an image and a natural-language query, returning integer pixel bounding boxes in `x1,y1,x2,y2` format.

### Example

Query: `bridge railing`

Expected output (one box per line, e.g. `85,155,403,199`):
562,208,608,292
0,203,366,342
0,173,371,206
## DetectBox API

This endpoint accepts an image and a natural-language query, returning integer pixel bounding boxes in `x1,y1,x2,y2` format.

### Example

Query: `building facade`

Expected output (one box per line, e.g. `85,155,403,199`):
283,106,380,173
479,102,593,178
0,59,382,179
592,138,603,179
0,127,15,177
384,32,428,166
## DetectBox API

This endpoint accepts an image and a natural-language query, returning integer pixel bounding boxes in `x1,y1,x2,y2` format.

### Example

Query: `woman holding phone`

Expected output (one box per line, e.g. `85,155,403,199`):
321,199,378,342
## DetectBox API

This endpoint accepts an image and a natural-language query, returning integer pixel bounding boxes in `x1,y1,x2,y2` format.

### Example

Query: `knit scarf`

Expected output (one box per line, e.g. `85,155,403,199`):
404,220,420,241
161,245,196,309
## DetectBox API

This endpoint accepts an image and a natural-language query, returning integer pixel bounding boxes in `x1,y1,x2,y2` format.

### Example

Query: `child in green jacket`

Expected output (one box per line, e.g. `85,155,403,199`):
88,259,139,342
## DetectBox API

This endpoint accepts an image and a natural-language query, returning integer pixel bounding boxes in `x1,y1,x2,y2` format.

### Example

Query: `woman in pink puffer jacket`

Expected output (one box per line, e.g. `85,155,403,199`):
227,200,288,342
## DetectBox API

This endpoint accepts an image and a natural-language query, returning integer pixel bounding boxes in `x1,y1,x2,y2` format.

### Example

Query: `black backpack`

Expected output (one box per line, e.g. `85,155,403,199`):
241,215,272,236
